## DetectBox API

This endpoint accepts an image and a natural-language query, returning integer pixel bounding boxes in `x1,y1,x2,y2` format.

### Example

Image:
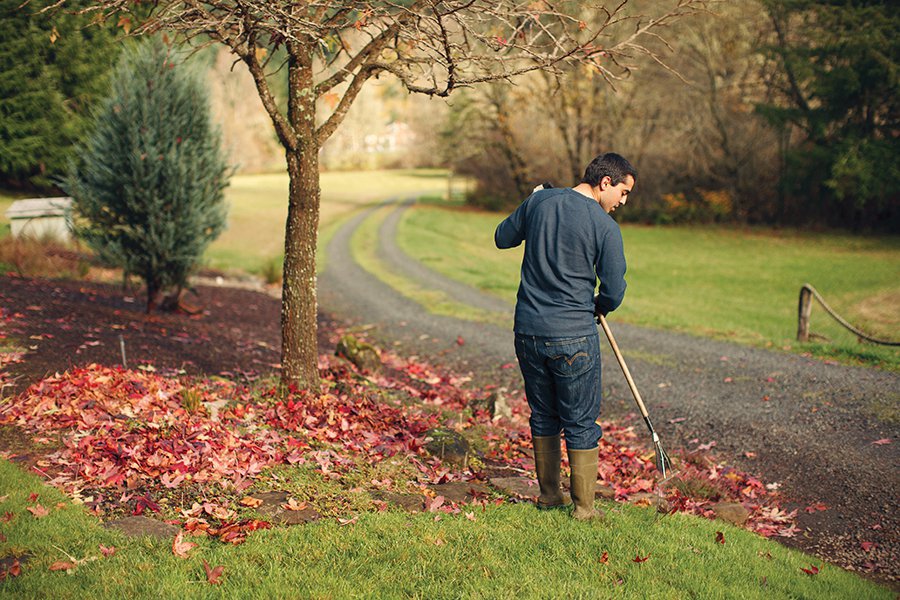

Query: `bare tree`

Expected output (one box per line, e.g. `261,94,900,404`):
61,0,708,390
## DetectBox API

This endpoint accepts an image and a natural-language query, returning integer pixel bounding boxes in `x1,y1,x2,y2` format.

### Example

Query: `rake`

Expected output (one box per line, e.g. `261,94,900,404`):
598,315,673,481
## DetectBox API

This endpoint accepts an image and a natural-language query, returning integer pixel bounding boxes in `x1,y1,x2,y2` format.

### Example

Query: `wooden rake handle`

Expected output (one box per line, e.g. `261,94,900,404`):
598,315,650,420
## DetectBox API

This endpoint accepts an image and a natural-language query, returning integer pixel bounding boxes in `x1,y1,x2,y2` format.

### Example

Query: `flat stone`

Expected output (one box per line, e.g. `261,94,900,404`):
428,481,491,504
271,507,322,526
248,491,290,508
371,491,426,513
335,335,381,373
490,476,538,499
103,515,179,539
423,428,471,466
711,502,750,527
595,484,617,499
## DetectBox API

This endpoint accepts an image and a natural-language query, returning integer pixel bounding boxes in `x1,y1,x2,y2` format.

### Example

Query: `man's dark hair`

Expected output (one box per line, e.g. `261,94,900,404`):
581,153,637,187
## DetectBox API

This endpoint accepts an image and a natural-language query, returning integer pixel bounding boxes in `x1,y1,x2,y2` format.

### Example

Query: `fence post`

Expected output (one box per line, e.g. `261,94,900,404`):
797,284,812,342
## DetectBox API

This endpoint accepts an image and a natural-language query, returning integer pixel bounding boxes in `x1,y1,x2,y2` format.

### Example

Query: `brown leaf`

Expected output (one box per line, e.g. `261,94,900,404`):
599,551,609,564
715,531,725,545
27,504,49,518
239,496,263,508
281,498,307,511
49,561,76,572
172,531,198,558
203,560,225,585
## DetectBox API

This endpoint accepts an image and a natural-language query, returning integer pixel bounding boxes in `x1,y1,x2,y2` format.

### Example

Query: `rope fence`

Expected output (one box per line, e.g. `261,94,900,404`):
797,284,900,346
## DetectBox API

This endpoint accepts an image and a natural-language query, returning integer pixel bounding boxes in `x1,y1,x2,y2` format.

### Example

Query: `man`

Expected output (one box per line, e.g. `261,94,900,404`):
494,153,635,520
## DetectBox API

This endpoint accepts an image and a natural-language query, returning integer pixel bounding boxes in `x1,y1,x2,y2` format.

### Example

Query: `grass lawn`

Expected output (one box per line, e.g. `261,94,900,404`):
0,459,890,599
205,169,457,276
395,199,900,370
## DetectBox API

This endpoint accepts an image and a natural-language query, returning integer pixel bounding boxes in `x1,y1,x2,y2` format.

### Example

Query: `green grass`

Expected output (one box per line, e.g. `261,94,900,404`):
0,460,890,599
396,200,900,370
204,169,458,276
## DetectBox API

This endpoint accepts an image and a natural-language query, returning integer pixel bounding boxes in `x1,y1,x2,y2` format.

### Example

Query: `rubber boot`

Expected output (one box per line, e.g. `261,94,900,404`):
568,446,603,520
532,435,571,509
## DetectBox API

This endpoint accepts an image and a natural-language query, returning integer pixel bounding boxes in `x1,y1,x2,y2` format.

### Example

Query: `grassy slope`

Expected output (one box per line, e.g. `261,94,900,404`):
205,170,454,275
0,460,890,599
396,201,900,370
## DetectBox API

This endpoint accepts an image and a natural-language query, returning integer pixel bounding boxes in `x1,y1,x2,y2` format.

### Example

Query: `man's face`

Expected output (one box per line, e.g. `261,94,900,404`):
598,175,634,214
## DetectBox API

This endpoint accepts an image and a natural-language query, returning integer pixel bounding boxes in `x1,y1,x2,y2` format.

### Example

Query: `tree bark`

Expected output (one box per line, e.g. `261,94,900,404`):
281,44,321,391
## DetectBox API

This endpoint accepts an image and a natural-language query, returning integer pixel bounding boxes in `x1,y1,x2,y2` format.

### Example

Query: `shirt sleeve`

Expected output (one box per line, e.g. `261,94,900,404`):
494,197,528,249
594,224,627,315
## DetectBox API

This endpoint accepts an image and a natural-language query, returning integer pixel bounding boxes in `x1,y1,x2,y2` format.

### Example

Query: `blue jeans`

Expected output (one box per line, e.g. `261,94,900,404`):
514,332,602,450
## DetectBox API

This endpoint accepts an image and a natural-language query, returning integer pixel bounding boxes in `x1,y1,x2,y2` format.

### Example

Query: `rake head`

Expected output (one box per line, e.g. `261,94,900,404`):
653,435,675,483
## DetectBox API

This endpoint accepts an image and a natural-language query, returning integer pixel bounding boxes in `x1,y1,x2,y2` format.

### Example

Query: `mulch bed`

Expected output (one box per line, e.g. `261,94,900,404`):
0,274,289,392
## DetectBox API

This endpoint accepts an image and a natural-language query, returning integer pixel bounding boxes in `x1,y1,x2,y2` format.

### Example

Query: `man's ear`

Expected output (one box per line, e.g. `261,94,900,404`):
600,176,612,190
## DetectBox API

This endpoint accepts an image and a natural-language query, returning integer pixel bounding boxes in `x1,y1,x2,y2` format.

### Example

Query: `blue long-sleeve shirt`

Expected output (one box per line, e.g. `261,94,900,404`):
494,187,626,337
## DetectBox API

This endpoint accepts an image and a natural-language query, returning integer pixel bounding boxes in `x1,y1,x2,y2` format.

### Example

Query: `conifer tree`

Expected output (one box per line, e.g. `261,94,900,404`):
65,38,229,312
0,0,119,189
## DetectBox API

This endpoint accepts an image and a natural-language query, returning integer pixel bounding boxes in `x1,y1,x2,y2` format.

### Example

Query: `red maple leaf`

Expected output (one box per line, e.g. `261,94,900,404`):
203,560,225,585
800,565,820,576
49,561,76,572
860,541,876,552
599,551,609,564
99,544,116,557
26,504,49,518
715,531,725,545
633,553,650,563
172,531,198,558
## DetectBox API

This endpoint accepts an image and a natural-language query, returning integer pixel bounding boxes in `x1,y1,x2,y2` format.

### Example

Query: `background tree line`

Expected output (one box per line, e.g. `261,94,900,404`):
2,1,897,232
441,1,899,232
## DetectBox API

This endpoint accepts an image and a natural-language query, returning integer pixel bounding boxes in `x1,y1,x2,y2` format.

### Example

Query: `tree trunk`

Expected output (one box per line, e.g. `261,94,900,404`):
281,45,321,391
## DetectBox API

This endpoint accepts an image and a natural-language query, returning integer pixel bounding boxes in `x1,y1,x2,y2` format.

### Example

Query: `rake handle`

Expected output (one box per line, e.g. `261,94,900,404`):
598,315,650,420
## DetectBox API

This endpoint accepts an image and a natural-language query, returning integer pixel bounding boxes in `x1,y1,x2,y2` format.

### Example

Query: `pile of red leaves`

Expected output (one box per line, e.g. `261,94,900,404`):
0,339,798,541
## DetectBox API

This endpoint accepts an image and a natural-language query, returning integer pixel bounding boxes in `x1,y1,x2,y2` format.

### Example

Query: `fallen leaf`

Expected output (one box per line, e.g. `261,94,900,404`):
668,417,686,424
456,336,465,346
871,438,891,445
49,561,76,572
599,551,609,564
172,531,198,558
281,498,308,511
860,541,876,552
0,558,21,581
239,496,263,508
804,503,827,513
428,495,445,512
633,553,650,563
337,516,358,526
2,512,14,522
800,564,820,576
465,512,476,522
28,493,39,503
99,544,116,557
203,560,225,585
715,531,725,545
27,504,49,518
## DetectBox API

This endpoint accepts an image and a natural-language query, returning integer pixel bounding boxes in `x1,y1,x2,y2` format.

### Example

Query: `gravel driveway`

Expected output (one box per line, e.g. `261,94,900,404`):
318,199,900,586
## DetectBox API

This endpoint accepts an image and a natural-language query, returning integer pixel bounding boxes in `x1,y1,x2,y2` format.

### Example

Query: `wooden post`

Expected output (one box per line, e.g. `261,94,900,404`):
797,284,812,342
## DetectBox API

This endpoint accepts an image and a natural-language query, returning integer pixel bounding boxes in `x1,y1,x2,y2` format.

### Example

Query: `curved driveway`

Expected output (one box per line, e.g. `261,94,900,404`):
319,199,900,585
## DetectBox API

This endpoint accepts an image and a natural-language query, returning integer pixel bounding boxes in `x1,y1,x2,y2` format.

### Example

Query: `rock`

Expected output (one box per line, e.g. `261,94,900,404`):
103,516,180,539
595,484,617,499
371,491,426,513
247,491,322,526
490,476,538,499
423,428,471,466
249,491,290,508
711,502,750,527
335,335,381,373
428,482,492,504
271,507,322,526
